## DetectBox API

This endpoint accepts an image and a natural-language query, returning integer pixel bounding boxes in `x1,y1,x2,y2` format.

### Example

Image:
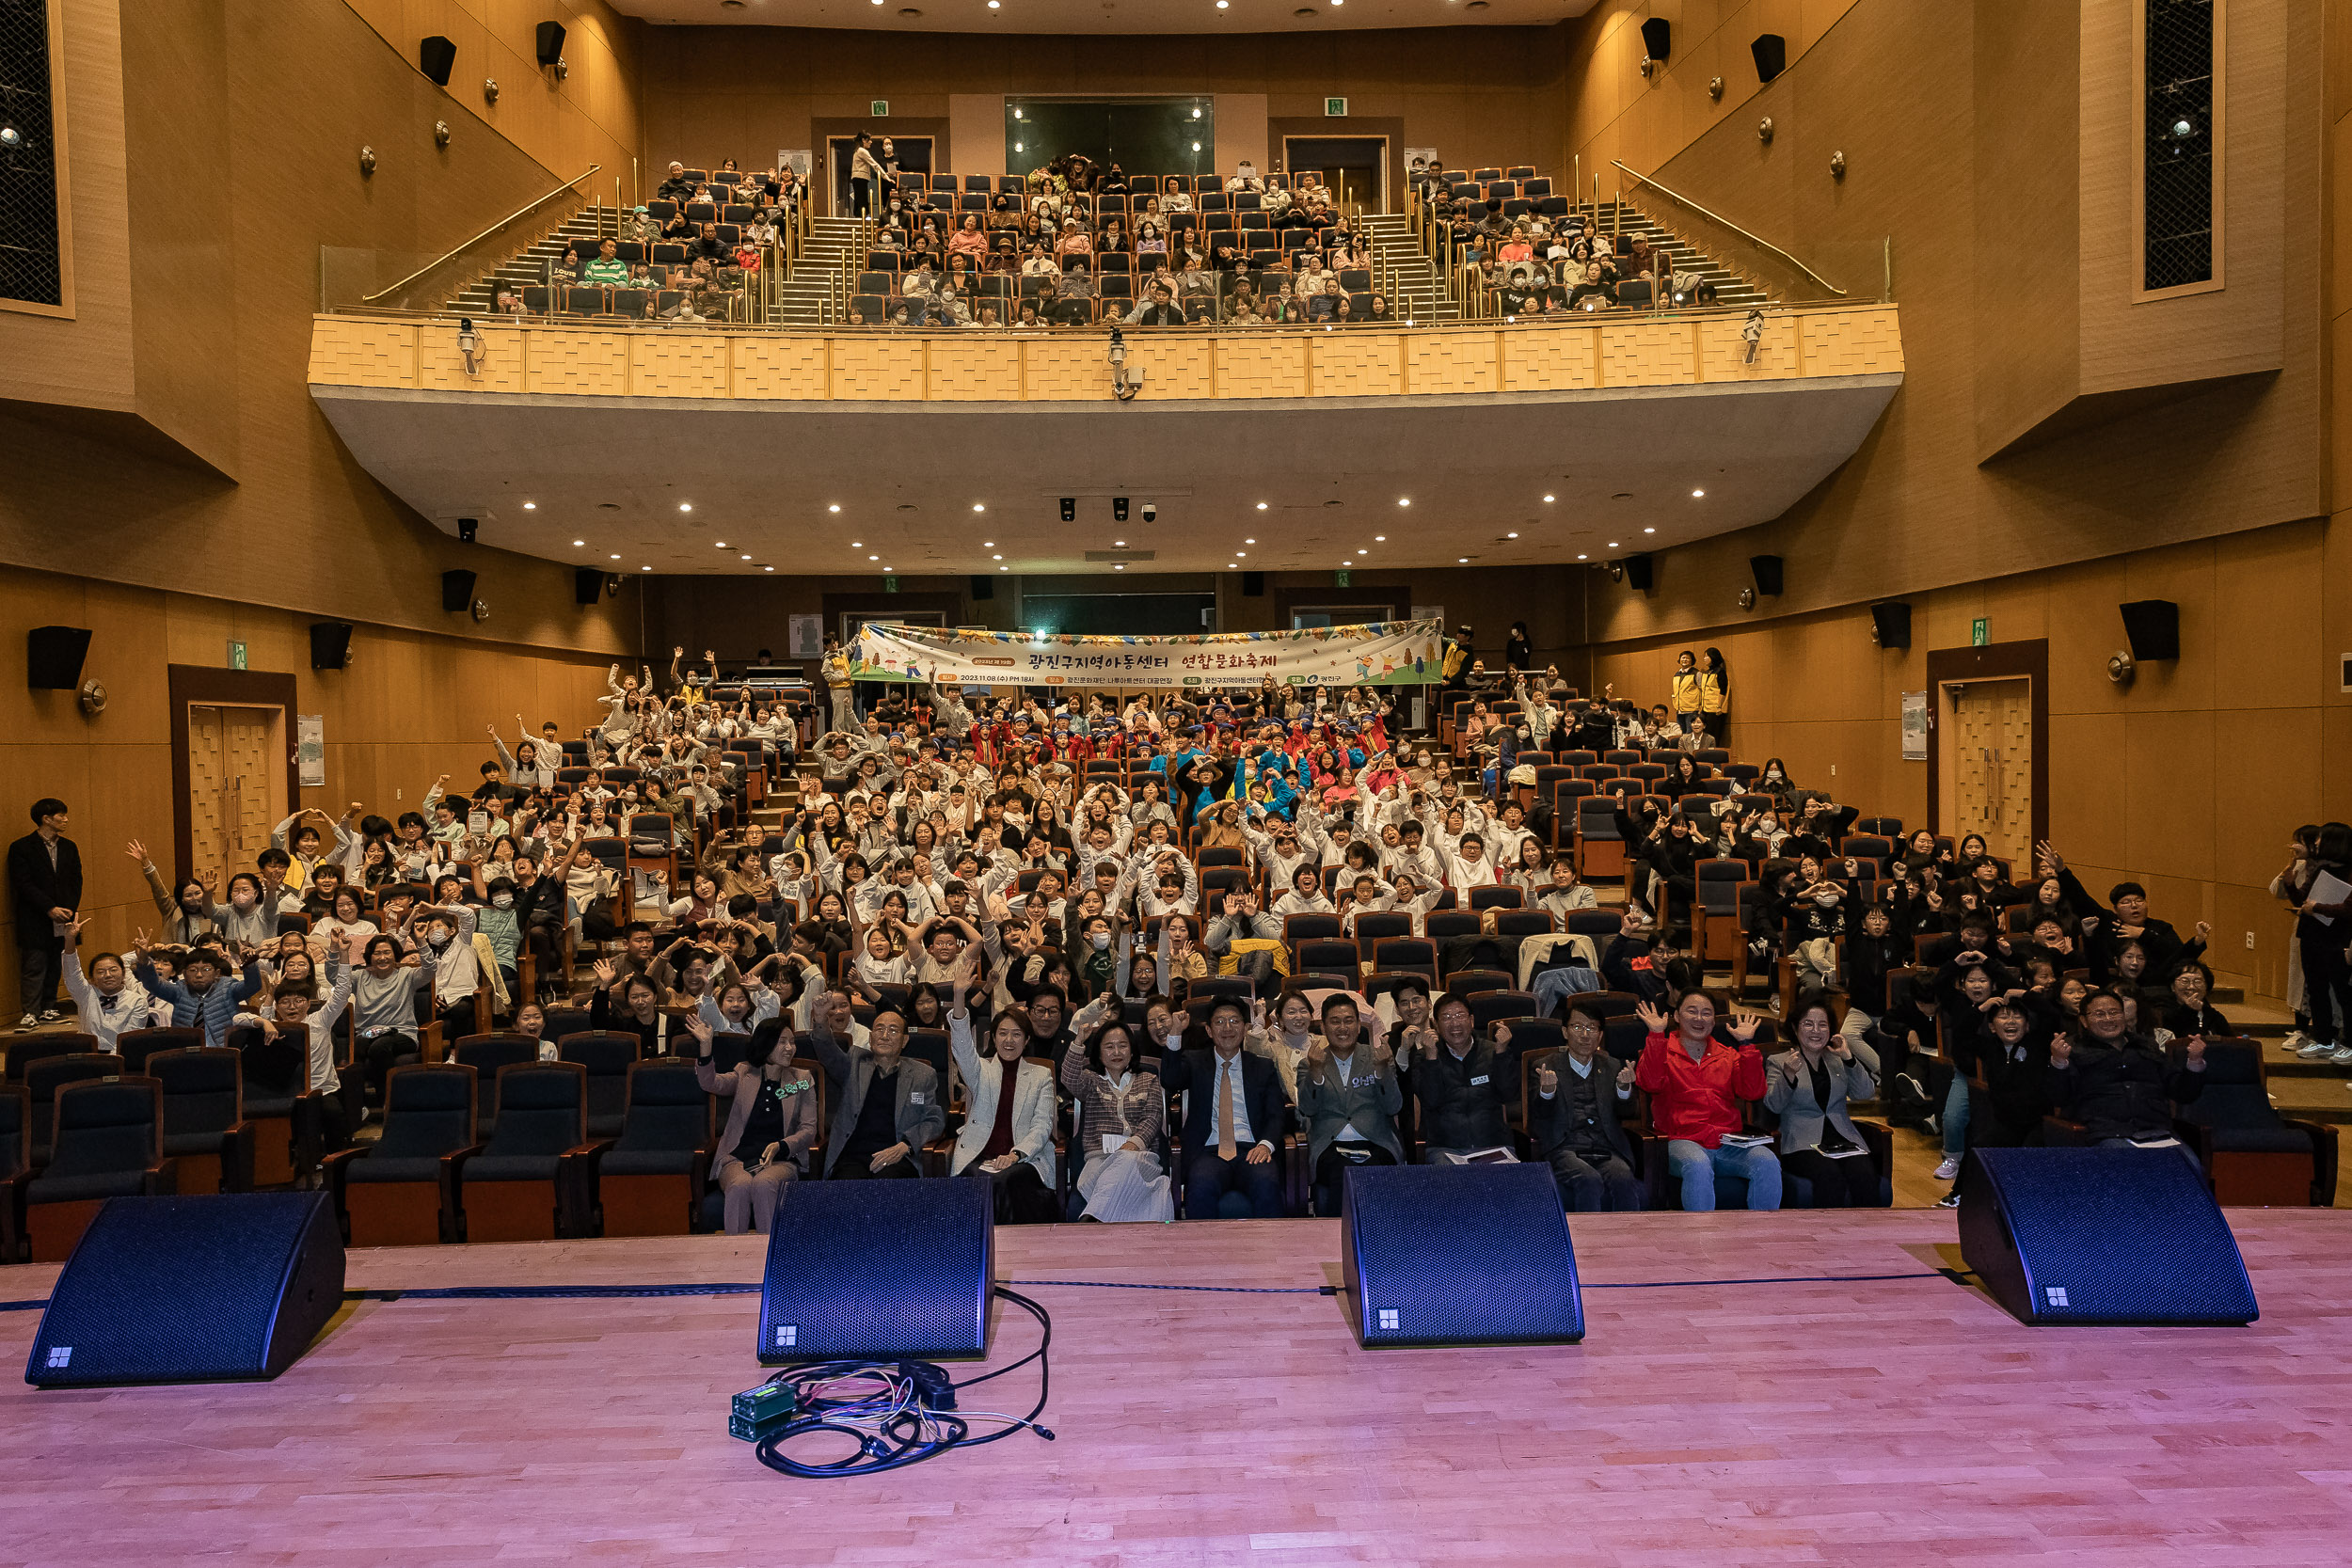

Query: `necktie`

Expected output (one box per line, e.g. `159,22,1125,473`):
1216,1061,1237,1161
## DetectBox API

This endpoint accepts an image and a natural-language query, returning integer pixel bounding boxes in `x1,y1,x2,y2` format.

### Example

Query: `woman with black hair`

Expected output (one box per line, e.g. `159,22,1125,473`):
1504,622,1534,672
1697,647,1730,742
2291,822,2352,1063
1058,994,1172,1221
1765,993,1880,1208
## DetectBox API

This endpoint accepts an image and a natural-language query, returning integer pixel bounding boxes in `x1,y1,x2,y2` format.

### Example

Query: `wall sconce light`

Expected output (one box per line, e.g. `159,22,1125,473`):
1829,149,1847,179
434,120,452,148
1708,75,1724,100
1638,55,1657,78
1756,117,1774,145
358,145,377,176
483,78,500,103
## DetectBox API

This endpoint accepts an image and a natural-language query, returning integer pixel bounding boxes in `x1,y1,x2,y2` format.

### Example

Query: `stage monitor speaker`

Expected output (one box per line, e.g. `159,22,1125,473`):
441,569,477,613
1752,32,1788,82
418,34,456,86
26,1193,346,1386
1869,600,1912,650
1623,553,1654,592
309,621,354,670
1640,16,1672,61
1340,1163,1583,1347
2119,599,2180,662
574,568,605,607
26,626,91,689
757,1178,993,1364
535,21,566,65
1750,554,1784,597
971,574,994,600
1242,571,1264,597
1958,1148,2256,1327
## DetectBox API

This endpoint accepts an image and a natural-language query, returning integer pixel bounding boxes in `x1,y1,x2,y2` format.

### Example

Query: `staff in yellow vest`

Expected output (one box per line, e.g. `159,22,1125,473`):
1668,649,1703,735
1696,646,1730,743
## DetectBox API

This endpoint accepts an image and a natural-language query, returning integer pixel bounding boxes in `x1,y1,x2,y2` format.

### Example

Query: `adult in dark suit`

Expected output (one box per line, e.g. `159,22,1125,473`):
8,798,81,1029
800,999,945,1179
1409,992,1522,1160
1162,994,1287,1218
1294,992,1403,1217
1525,1002,1643,1211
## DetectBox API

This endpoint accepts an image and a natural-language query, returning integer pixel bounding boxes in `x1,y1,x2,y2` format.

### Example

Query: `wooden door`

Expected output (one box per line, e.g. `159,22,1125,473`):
187,704,285,892
1940,678,2033,866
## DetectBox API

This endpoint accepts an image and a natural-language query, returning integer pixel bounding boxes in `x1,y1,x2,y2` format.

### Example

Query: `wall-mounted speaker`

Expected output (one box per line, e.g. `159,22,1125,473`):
534,21,567,66
1242,571,1265,597
1623,553,1654,592
1749,554,1784,597
441,569,478,613
970,574,994,601
1751,32,1788,82
2119,599,2180,662
309,622,355,671
419,35,457,87
574,568,605,607
26,626,91,689
1868,600,1912,650
1639,17,1672,62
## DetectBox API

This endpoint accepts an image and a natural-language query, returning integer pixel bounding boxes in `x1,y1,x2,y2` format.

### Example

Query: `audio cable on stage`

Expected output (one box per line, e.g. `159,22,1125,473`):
731,1286,1055,1479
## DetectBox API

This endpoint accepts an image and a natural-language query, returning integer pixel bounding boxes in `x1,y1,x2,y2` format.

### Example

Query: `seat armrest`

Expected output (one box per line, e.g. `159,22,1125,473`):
2040,1115,2091,1148
2280,1117,2340,1208
144,1158,178,1197
220,1120,259,1193
557,1139,618,1238
421,1021,446,1065
437,1144,486,1241
0,1168,32,1264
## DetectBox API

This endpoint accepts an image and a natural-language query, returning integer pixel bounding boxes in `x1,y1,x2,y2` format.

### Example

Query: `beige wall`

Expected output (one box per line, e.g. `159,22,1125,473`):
0,569,628,1015
341,0,647,193
1587,516,2349,1004
638,28,1567,193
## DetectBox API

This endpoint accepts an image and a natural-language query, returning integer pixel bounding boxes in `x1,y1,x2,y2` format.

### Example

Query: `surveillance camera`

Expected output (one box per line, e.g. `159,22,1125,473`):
1141,502,1156,523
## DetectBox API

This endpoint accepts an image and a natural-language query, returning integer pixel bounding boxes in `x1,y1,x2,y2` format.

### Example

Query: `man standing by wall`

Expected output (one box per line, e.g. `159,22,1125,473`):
9,799,82,1030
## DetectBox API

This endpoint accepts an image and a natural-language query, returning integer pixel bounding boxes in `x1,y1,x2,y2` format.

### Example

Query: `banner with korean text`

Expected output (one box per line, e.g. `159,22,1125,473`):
850,619,1445,689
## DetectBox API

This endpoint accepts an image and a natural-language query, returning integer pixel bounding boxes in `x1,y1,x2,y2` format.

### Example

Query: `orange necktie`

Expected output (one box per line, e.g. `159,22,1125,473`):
1216,1062,1237,1160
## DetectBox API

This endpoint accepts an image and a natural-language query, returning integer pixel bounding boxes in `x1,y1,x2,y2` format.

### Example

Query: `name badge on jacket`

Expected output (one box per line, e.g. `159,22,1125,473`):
909,1091,926,1104
1470,1075,1490,1086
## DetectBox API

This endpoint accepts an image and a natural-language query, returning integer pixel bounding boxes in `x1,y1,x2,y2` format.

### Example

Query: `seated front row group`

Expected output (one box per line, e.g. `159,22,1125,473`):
686,942,1915,1234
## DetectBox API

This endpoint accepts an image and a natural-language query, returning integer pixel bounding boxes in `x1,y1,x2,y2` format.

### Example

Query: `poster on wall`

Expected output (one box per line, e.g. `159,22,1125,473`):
778,150,813,179
787,613,825,660
296,715,326,787
1900,690,1929,760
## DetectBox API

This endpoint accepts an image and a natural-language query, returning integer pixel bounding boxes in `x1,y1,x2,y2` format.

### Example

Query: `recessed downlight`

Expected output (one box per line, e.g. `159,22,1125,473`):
521,501,535,510
1692,489,1706,498
572,539,585,546
679,502,692,512
828,504,841,513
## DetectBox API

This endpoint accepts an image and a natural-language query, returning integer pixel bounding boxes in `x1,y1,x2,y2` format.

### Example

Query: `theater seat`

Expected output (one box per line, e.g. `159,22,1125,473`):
2170,1039,2337,1207
583,1059,713,1237
324,1064,479,1247
151,1047,256,1195
0,1085,26,1262
24,1078,173,1262
450,1063,592,1243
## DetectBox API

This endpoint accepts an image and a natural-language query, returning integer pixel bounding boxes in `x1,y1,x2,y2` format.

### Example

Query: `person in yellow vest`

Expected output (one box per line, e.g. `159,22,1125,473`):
821,639,853,734
1697,646,1730,743
1668,649,1703,736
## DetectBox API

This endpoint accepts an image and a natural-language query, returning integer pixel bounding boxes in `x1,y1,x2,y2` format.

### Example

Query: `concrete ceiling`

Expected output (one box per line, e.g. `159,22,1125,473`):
605,0,1594,36
314,376,1899,578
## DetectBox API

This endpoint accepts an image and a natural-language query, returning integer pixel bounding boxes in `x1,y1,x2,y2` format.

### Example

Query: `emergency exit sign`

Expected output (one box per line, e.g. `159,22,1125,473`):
884,575,899,593
1326,97,1348,117
1335,569,1352,587
870,100,890,117
227,640,246,671
1971,618,1988,646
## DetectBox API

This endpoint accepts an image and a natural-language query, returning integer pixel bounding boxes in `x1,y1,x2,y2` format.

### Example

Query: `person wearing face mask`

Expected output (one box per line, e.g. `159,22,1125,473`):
129,839,217,946
1059,996,1174,1222
60,916,161,1051
203,870,279,948
686,1006,818,1234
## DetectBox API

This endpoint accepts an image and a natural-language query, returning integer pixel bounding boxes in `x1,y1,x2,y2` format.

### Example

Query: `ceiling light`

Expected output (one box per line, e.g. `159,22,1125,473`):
1542,494,1555,503
1014,108,1023,119
1577,553,1588,560
1245,537,1256,544
1374,534,1386,542
642,564,651,571
982,540,994,546
1115,540,1126,546
715,541,727,547
1607,541,1619,547
1456,556,1468,562
1115,562,1125,570
850,540,863,546
521,501,536,510
869,554,880,561
1644,527,1656,533
1193,106,1203,118
763,565,774,571
679,502,692,512
611,553,621,560
992,553,1002,560
828,504,841,513
741,554,753,561
572,539,585,546
1357,548,1368,555
1396,498,1410,507
999,565,1009,571
1692,488,1706,498
1256,501,1267,510
972,503,986,512
1235,551,1246,557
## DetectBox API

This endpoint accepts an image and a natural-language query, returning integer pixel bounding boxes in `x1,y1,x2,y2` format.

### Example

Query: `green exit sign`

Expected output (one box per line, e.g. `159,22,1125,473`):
227,640,247,671
870,100,890,118
1971,618,1988,646
1335,568,1352,587
883,575,899,594
1325,97,1348,117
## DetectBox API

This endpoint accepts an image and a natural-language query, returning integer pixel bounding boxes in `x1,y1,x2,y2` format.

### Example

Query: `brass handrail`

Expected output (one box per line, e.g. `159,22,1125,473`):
1611,160,1846,297
363,164,602,304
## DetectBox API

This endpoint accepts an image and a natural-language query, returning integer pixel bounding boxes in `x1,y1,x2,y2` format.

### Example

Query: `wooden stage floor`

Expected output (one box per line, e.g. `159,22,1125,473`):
4,1210,2351,1566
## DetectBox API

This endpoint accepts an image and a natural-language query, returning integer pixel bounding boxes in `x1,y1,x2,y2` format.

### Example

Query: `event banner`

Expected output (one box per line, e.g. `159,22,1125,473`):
850,619,1446,689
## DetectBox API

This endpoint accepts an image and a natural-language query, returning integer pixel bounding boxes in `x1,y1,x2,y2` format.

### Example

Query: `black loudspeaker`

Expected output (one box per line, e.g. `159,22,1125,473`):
309,621,355,670
1640,16,1672,61
25,626,90,689
1623,553,1654,592
1749,554,1784,597
1058,497,1075,522
26,1193,346,1386
757,1179,993,1364
1958,1148,2256,1327
1341,1164,1582,1347
1241,571,1265,597
574,568,605,607
441,569,477,613
1752,32,1788,82
535,21,566,65
970,574,994,600
1869,600,1912,649
418,34,456,86
2119,599,2180,662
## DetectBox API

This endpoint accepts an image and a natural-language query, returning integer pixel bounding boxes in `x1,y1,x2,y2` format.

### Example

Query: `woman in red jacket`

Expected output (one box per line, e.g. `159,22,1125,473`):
1632,991,1782,1211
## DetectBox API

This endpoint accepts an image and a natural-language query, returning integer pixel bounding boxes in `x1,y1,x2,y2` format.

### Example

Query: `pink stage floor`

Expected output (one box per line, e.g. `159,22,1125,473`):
3,1209,2350,1566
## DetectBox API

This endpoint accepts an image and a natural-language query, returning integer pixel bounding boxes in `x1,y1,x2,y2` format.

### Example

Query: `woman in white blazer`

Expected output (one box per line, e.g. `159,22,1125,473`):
946,948,1059,1224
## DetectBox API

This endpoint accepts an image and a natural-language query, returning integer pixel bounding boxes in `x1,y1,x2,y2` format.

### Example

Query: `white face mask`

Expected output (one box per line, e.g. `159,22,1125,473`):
492,894,515,910
1090,932,1111,952
230,892,256,911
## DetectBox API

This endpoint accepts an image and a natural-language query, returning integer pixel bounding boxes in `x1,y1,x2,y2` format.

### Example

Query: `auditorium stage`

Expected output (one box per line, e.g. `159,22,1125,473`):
4,1210,2350,1566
